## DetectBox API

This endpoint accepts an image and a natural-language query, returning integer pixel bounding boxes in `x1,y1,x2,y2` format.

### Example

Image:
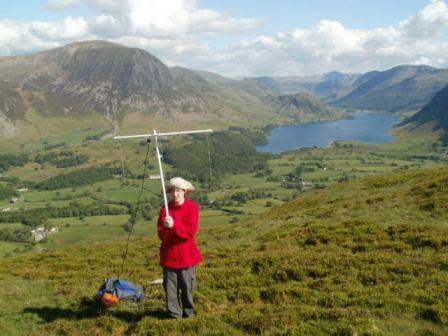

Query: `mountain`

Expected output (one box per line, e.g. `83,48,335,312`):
399,84,448,136
247,71,360,100
0,41,278,137
247,66,448,115
8,41,446,138
265,92,336,121
332,65,448,113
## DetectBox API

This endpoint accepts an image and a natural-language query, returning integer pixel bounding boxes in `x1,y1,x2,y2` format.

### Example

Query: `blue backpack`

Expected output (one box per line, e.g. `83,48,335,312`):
98,278,144,306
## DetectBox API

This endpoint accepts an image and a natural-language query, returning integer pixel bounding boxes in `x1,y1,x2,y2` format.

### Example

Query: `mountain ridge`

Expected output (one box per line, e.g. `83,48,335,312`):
246,71,360,100
1,41,346,138
2,41,448,139
0,41,278,137
332,65,448,113
246,65,448,115
266,92,336,121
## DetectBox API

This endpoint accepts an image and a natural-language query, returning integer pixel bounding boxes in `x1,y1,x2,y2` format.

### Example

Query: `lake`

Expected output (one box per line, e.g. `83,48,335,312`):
256,112,401,154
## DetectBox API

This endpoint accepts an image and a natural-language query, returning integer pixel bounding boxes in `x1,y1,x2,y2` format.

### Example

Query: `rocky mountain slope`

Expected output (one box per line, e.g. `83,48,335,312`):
3,41,446,138
0,41,280,137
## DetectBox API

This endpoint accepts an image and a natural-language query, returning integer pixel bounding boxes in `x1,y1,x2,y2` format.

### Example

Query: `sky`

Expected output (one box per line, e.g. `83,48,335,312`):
1,0,448,78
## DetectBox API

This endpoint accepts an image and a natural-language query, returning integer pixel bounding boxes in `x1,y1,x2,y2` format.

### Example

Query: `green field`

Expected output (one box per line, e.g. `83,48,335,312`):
1,130,447,253
0,121,447,334
0,165,447,335
0,241,27,257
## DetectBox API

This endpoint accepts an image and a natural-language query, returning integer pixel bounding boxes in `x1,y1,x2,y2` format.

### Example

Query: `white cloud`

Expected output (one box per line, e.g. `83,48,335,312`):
189,9,261,35
0,20,59,55
399,0,448,39
83,0,130,18
127,0,191,36
29,17,89,41
2,0,448,77
204,0,448,77
7,0,257,60
45,0,81,10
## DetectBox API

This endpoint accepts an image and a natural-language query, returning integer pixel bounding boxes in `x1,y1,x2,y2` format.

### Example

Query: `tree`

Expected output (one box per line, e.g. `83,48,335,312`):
21,215,47,228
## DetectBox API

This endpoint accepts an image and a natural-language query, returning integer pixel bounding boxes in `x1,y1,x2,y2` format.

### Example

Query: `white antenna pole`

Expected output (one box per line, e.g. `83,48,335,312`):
153,129,170,216
114,128,213,219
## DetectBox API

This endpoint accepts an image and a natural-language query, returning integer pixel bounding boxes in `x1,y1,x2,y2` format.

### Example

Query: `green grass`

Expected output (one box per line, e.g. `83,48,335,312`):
0,277,61,336
45,215,153,248
0,165,447,335
0,122,111,155
2,132,447,253
11,198,97,210
0,241,27,257
0,126,448,334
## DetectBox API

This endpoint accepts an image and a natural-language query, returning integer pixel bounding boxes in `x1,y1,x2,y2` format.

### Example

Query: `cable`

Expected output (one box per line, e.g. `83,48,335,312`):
117,139,152,277
206,134,213,187
118,141,126,184
117,134,217,276
141,186,162,198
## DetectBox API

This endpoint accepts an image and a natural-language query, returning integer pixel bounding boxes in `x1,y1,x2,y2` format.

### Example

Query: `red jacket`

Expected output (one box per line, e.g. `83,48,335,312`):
157,198,203,268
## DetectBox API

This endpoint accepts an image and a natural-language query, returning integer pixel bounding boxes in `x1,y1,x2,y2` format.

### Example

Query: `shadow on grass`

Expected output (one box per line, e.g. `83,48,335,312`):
23,296,169,323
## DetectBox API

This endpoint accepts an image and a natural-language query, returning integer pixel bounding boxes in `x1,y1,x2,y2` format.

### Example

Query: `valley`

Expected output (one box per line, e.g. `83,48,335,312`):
0,137,446,334
0,41,447,335
0,125,446,257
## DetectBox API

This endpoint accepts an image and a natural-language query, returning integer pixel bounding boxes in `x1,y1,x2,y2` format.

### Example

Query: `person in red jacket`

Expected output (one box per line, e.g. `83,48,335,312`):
157,177,203,319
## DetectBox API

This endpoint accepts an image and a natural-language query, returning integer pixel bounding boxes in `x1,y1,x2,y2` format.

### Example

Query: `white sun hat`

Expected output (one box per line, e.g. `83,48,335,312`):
166,177,195,192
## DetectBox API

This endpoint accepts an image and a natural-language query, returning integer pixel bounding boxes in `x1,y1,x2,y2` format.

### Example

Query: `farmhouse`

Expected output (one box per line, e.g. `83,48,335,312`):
31,226,60,242
10,197,19,204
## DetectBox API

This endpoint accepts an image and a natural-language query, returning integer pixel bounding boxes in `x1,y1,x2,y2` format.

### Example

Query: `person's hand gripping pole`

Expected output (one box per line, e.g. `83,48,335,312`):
163,215,174,229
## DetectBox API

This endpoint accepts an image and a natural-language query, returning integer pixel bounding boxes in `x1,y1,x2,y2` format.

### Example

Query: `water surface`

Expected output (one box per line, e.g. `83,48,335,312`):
256,112,400,154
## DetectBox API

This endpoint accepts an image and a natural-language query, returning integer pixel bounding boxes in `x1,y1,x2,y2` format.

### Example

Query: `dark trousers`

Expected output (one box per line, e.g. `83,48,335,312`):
163,266,196,318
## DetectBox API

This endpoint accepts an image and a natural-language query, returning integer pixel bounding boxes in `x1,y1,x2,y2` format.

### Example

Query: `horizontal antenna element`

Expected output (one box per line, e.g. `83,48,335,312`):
114,129,213,140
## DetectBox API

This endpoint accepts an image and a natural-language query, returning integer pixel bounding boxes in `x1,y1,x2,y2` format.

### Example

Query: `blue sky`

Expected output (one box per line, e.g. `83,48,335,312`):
0,0,447,77
1,1,428,29
203,0,428,29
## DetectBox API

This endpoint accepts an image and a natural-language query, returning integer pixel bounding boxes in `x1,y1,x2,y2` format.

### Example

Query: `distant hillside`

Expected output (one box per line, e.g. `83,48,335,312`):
3,41,448,139
190,69,234,85
0,41,277,137
190,68,342,125
399,84,448,139
332,65,448,113
247,66,448,115
266,92,337,121
0,165,447,335
247,71,360,100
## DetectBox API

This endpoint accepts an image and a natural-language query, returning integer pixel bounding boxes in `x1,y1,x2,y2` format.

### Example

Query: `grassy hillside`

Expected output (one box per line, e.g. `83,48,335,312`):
0,128,446,256
265,93,340,122
0,165,447,335
246,72,360,100
400,84,448,139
